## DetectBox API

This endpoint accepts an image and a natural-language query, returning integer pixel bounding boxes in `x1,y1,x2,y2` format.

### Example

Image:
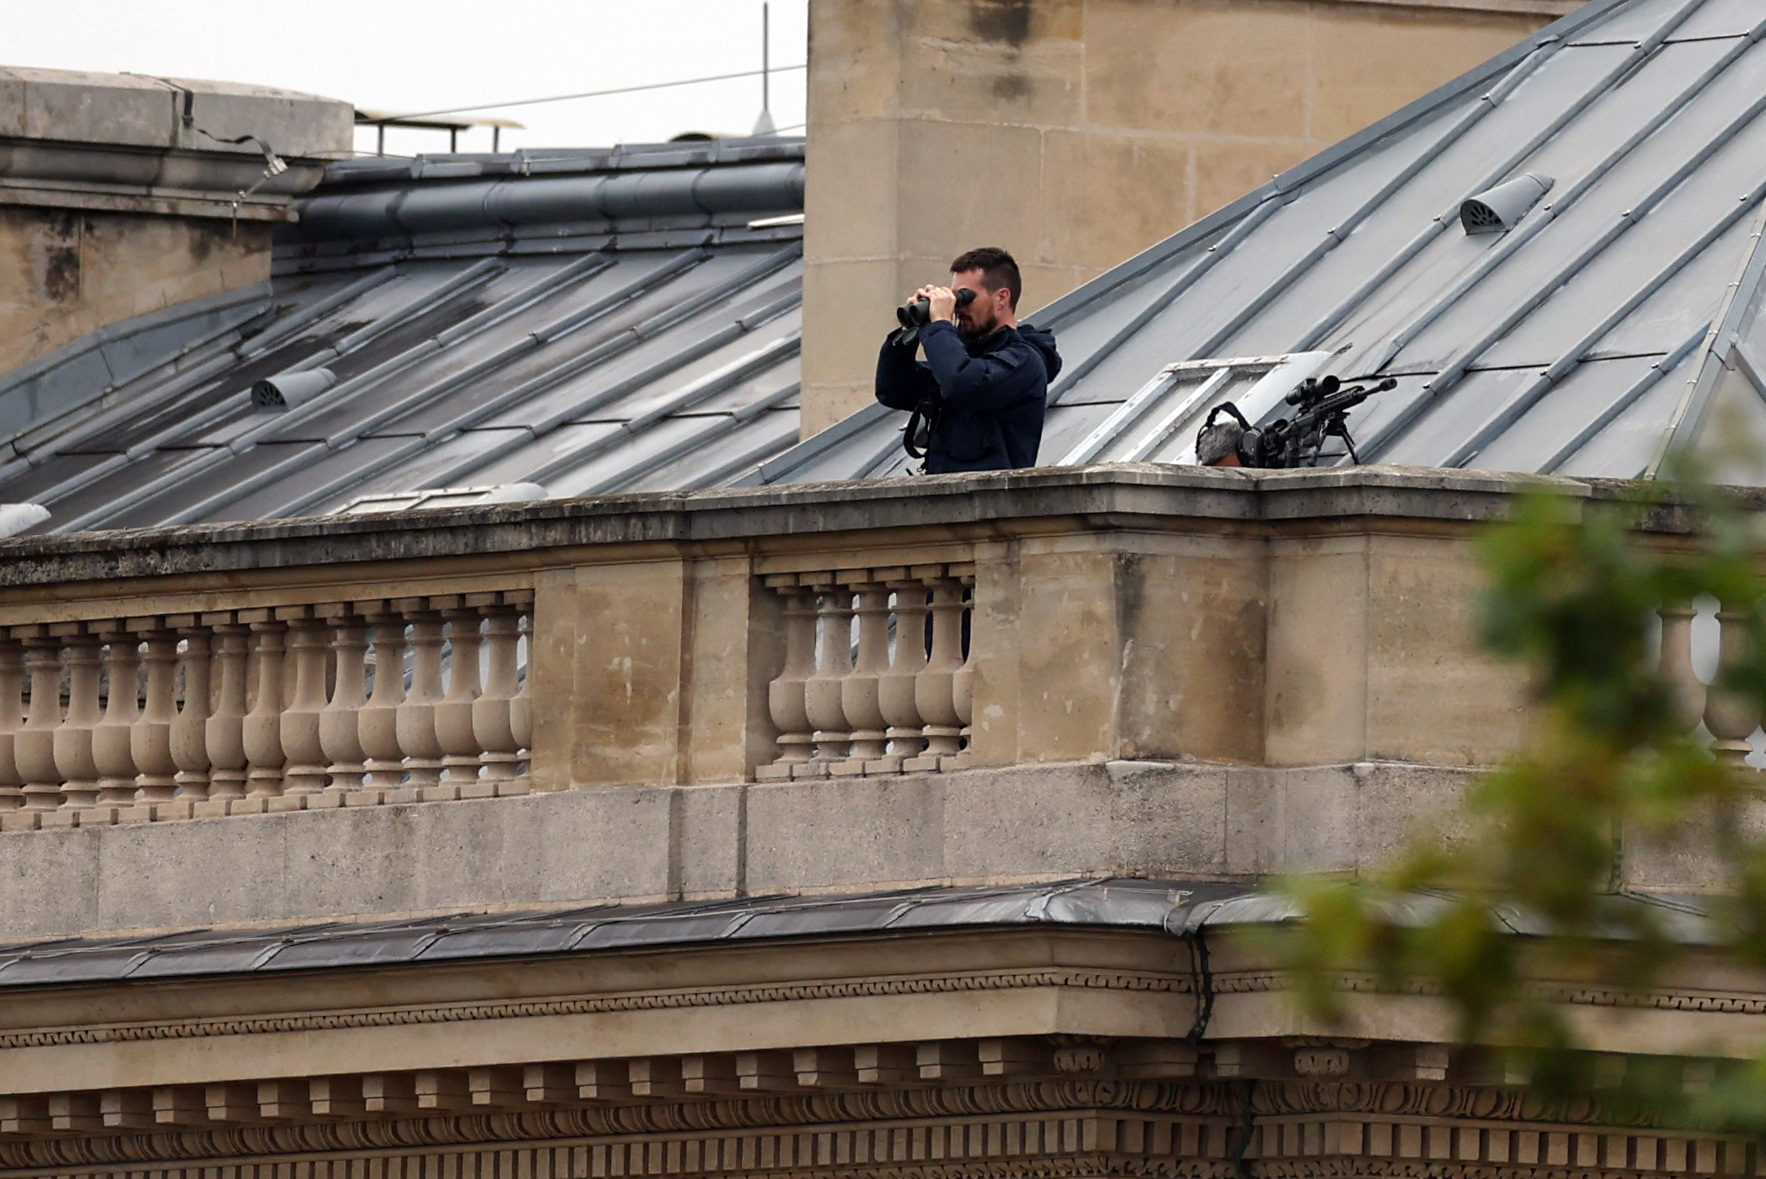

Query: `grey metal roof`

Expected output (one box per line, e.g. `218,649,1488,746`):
0,139,806,532
0,878,1239,988
13,0,1766,529
0,877,1723,989
754,0,1766,487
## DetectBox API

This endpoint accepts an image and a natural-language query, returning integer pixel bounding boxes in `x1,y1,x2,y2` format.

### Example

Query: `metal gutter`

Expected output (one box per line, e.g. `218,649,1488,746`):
293,161,804,243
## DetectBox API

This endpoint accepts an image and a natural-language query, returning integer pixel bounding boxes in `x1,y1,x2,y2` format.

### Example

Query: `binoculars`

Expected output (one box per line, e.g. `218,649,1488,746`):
897,286,976,330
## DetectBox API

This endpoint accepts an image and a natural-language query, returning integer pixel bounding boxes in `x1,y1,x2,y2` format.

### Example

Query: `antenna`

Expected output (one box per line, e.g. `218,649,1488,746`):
753,2,777,136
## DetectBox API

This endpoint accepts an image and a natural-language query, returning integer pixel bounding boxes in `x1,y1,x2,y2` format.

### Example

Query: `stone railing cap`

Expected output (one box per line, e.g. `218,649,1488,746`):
0,464,1606,590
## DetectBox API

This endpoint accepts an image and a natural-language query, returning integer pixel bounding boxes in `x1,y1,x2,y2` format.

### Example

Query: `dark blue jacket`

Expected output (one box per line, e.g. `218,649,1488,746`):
875,321,1061,474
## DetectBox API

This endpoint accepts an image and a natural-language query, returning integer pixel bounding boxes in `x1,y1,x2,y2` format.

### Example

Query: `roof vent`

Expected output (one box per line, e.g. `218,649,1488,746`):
250,368,336,412
1460,173,1553,235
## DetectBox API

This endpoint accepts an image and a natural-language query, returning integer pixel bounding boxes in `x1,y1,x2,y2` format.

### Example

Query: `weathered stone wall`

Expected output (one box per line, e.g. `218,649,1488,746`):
0,208,271,376
799,0,1576,436
0,66,352,376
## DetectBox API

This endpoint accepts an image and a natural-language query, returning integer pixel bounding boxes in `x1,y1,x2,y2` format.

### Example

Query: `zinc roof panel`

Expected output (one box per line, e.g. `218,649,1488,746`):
634,410,801,491
1666,0,1765,41
1553,348,1701,479
386,425,628,501
32,446,220,529
1564,0,1697,45
543,415,716,498
1469,354,1667,474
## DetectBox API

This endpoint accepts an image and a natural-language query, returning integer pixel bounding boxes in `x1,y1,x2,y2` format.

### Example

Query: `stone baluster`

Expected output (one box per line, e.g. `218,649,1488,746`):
201,618,250,811
319,606,370,805
878,576,930,770
510,601,533,786
760,578,818,777
839,574,892,771
911,569,967,770
52,627,105,820
803,577,855,762
89,625,142,816
14,629,64,820
169,617,213,807
130,623,180,816
359,602,409,801
0,635,22,814
240,614,288,809
1657,601,1707,734
397,601,448,792
471,595,524,796
1704,600,1758,765
949,564,977,769
277,609,330,806
435,600,485,794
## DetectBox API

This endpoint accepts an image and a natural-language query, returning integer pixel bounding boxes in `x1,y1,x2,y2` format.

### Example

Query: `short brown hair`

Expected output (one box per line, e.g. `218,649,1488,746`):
949,246,1022,310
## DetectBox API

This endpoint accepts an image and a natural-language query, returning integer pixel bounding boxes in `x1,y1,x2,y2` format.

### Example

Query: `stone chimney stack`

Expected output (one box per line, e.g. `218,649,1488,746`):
798,0,1576,439
0,67,353,375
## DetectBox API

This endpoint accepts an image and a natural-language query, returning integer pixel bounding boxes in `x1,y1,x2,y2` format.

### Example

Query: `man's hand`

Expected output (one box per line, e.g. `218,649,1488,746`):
915,284,958,324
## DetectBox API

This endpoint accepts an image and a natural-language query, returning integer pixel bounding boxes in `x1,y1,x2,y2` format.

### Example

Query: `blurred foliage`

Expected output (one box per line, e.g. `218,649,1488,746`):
1276,471,1766,1130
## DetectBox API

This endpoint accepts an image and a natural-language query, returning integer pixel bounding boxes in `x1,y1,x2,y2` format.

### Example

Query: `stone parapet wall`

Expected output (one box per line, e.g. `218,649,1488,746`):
0,463,1727,938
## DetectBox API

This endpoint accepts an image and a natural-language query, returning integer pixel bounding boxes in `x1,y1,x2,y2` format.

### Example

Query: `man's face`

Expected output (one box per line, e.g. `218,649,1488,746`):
950,268,1001,339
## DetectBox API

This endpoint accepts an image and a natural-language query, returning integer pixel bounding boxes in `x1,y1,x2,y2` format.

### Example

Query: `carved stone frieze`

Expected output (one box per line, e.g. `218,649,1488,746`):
0,1082,1243,1169
0,1075,1756,1177
0,968,1190,1050
1215,968,1766,1016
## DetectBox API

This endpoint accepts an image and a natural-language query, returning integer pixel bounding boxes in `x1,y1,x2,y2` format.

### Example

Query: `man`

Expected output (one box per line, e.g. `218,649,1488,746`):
875,247,1061,474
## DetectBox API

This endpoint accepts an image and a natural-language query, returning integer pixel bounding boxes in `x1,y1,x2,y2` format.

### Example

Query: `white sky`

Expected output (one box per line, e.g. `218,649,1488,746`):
3,0,810,158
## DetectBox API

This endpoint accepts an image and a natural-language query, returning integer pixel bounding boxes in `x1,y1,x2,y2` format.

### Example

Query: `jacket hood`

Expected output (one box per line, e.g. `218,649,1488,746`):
1017,323,1063,383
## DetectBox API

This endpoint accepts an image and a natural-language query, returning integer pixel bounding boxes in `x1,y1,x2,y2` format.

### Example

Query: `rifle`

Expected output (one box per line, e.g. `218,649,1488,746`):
1196,374,1396,469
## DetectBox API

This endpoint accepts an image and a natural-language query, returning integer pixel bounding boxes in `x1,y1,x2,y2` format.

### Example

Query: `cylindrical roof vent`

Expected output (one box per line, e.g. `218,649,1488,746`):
1460,172,1554,235
251,368,337,412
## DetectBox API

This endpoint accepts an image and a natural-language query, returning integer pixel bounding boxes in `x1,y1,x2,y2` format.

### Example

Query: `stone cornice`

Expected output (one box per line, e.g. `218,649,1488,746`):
0,966,1190,1051
0,465,1567,596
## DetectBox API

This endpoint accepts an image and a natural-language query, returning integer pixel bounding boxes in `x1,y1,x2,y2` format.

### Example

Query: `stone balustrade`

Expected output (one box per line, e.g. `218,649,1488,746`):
1657,598,1766,765
2,465,1759,931
758,562,974,779
0,593,532,830
0,463,1699,847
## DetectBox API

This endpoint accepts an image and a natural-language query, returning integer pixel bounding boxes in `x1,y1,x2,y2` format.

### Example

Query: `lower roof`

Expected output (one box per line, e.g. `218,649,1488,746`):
0,877,1722,992
0,878,1245,989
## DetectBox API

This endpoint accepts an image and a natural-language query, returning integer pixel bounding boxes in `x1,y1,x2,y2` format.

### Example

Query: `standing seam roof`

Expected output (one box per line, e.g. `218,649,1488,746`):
0,140,806,530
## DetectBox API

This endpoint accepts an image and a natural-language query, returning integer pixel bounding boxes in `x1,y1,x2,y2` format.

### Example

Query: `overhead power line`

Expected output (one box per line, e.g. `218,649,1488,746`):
361,65,809,125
